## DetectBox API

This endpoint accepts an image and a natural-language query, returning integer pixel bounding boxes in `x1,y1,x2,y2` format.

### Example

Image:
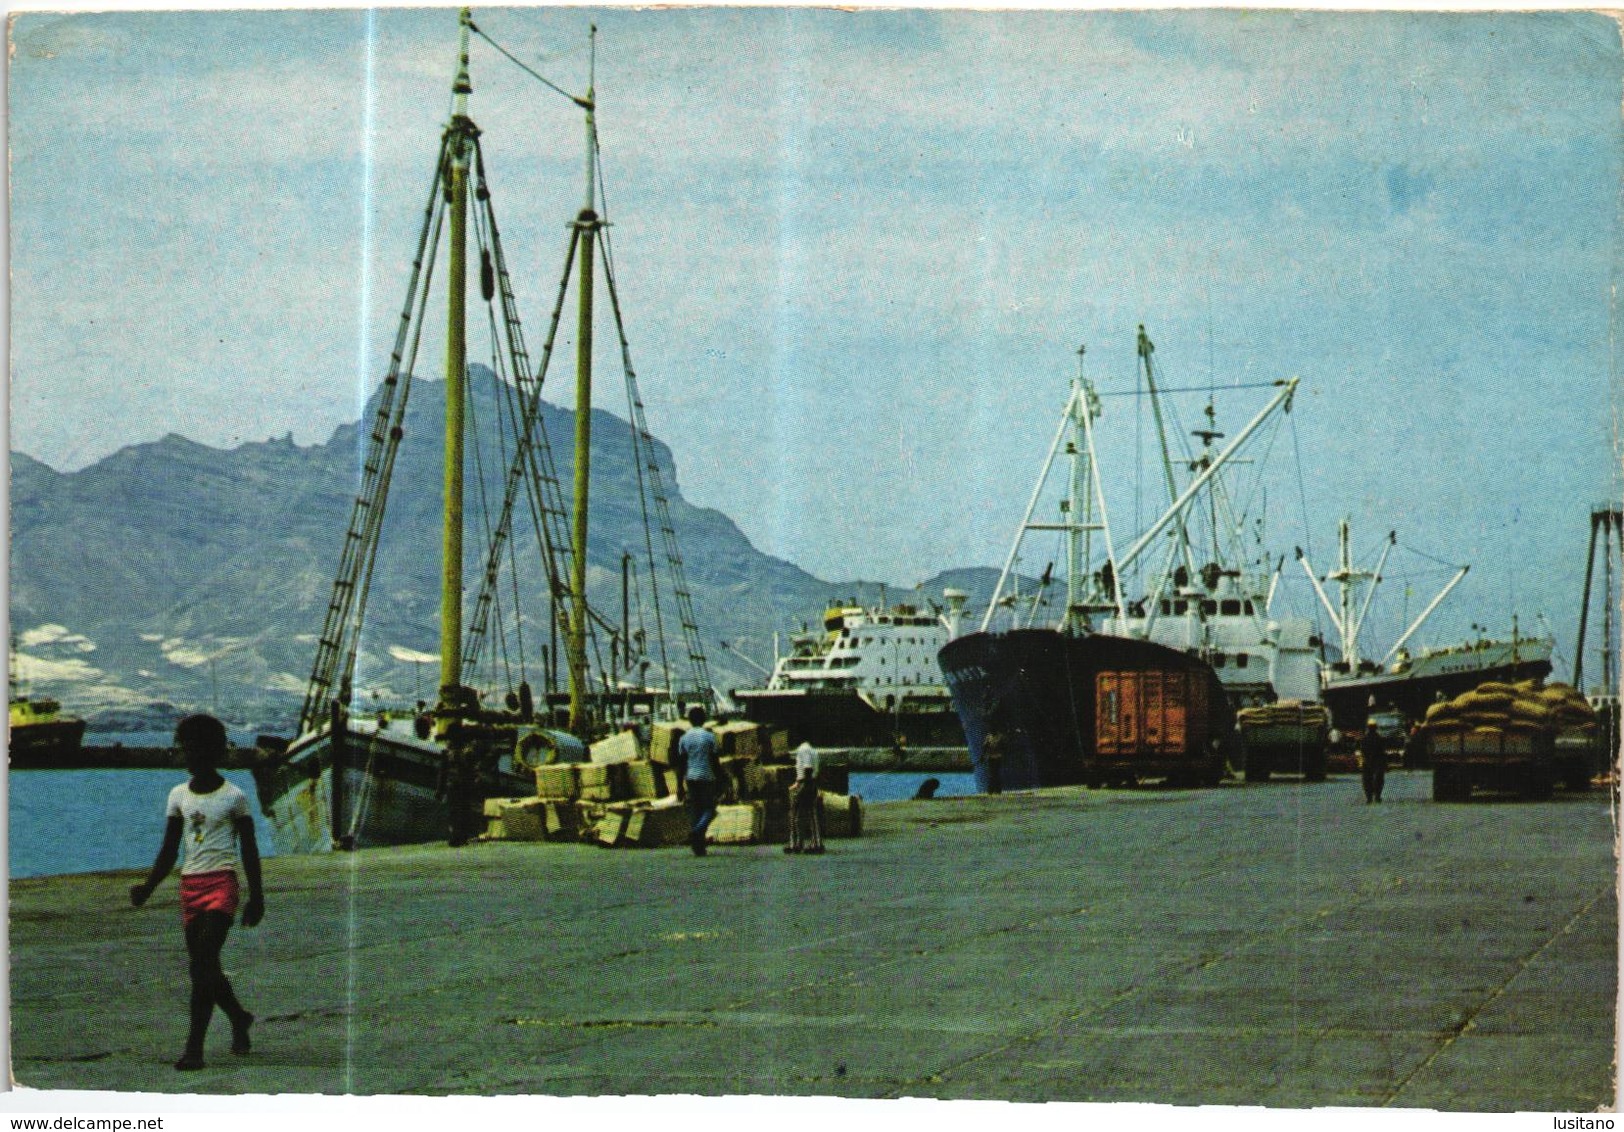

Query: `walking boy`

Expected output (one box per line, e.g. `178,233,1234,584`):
130,714,263,1070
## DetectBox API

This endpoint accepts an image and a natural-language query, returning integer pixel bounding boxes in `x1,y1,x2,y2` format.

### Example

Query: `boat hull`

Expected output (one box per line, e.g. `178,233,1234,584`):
938,630,1233,792
252,720,534,854
8,717,88,766
734,687,963,749
1323,646,1554,733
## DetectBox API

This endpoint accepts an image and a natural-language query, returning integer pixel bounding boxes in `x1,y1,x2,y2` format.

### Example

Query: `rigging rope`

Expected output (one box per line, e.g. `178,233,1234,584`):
466,19,587,109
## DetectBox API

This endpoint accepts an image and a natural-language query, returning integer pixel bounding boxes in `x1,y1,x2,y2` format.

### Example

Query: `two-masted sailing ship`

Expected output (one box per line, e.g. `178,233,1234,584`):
252,11,713,852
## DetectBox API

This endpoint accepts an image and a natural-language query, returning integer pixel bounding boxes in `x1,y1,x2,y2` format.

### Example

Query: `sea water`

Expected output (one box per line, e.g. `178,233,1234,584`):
6,768,979,878
8,769,279,880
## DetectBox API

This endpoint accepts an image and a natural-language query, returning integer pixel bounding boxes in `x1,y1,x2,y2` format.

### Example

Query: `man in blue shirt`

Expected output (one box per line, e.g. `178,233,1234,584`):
674,706,721,856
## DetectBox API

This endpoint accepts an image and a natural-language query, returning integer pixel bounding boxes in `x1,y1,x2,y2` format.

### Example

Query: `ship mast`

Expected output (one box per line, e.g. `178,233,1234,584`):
440,9,478,707
567,28,600,733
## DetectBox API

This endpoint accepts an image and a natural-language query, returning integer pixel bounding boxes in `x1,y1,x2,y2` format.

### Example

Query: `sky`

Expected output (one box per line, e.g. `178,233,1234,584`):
8,6,1623,679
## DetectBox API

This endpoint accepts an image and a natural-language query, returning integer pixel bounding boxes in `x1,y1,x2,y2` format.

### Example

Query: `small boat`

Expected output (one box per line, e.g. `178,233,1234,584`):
940,328,1307,790
733,594,970,749
253,11,711,851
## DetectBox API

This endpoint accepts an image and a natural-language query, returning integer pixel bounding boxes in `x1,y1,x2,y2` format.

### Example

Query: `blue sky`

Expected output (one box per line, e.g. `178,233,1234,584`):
8,7,1622,675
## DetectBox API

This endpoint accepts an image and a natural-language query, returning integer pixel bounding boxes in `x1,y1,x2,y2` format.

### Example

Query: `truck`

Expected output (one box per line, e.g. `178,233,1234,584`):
1428,725,1556,801
1236,701,1330,782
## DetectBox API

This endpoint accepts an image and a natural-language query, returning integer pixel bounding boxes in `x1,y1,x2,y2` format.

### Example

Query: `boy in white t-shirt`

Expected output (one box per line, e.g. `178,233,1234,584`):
130,714,264,1071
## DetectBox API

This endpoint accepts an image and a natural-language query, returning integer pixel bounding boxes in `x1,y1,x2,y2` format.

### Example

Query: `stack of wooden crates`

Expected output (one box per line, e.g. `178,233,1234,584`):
483,719,862,848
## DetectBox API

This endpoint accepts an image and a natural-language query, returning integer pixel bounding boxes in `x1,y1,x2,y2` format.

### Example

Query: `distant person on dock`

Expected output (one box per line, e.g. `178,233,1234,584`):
786,742,825,854
674,706,721,856
129,713,262,1071
1360,727,1388,804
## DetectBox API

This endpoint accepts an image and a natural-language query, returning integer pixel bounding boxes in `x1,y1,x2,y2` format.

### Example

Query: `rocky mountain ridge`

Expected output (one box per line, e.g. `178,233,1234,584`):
10,371,1004,734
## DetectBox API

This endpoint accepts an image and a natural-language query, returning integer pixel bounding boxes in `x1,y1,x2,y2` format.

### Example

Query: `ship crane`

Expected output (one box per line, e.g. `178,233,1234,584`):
1298,523,1468,674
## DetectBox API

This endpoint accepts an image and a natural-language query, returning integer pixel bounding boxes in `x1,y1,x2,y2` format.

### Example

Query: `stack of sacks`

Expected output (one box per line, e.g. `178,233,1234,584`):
1235,701,1330,729
1423,680,1560,738
1534,682,1598,734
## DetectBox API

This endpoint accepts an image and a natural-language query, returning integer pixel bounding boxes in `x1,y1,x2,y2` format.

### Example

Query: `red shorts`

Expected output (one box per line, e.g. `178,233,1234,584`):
179,871,239,927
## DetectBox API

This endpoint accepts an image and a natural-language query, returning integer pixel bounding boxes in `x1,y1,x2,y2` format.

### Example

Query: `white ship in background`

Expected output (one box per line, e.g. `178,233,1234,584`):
733,593,971,748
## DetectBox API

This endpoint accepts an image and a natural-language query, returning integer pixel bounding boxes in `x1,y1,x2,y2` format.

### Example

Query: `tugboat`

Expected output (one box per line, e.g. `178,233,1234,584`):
7,636,87,765
940,328,1311,791
1299,521,1554,733
733,593,970,748
8,694,86,765
253,12,712,852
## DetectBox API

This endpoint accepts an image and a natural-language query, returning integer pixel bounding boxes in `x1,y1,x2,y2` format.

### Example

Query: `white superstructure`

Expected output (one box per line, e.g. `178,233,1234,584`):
761,594,966,713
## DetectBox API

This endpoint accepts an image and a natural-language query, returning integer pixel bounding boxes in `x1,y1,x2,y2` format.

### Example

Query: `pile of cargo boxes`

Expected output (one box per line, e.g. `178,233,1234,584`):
482,719,862,848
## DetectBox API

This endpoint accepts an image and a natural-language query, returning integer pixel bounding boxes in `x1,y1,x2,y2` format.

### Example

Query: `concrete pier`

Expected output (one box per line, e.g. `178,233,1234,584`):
9,771,1617,1108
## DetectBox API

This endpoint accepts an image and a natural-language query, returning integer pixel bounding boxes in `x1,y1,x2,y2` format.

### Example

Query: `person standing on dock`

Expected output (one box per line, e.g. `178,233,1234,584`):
129,713,262,1071
786,742,825,854
1360,726,1388,804
674,706,721,856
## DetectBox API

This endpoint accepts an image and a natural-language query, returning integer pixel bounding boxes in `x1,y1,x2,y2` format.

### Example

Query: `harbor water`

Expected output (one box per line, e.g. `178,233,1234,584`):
6,767,977,878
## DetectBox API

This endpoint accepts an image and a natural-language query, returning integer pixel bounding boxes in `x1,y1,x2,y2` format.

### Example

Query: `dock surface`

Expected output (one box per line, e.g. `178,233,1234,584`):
10,771,1617,1108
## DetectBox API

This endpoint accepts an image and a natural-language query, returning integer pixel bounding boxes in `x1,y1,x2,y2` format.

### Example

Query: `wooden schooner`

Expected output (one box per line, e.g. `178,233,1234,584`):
253,10,713,853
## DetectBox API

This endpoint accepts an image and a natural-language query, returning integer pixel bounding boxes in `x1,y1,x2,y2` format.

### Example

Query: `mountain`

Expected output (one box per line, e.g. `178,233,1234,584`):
10,370,1001,734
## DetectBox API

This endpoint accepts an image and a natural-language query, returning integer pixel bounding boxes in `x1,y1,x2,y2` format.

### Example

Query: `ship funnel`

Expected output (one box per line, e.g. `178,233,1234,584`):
943,589,969,639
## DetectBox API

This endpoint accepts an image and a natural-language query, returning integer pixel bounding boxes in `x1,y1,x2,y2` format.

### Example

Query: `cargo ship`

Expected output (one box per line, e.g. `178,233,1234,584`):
1298,521,1554,733
941,329,1305,790
734,594,969,748
939,630,1232,791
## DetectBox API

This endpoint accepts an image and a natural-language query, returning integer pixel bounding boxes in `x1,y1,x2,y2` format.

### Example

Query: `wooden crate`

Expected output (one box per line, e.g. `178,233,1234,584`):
590,729,643,765
744,762,797,801
707,802,765,845
627,801,691,848
624,759,668,800
712,721,765,759
594,809,630,848
535,763,581,801
498,798,548,842
544,801,579,841
577,762,615,801
650,721,687,765
820,792,863,838
483,796,529,819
